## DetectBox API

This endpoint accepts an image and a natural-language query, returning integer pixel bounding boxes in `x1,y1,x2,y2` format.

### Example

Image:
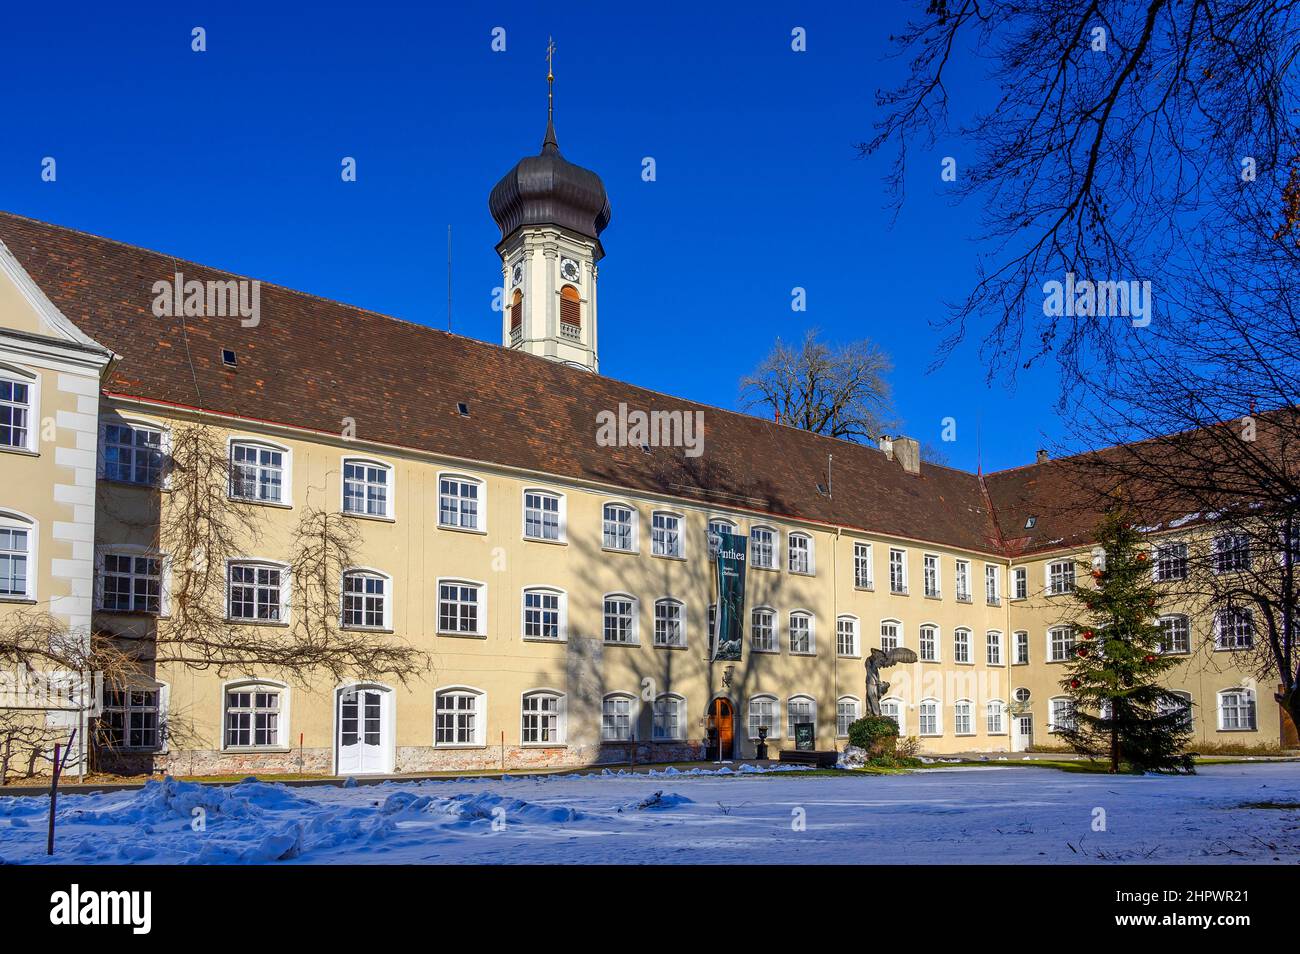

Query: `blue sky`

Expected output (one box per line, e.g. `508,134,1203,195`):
0,1,1068,473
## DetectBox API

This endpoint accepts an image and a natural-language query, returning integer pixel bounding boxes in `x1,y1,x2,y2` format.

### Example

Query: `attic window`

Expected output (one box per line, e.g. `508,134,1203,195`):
456,402,470,417
1025,516,1037,529
221,349,237,368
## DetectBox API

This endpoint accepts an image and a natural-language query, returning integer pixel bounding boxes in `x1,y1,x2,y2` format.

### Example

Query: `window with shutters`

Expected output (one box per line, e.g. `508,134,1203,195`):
560,285,581,340
510,288,523,339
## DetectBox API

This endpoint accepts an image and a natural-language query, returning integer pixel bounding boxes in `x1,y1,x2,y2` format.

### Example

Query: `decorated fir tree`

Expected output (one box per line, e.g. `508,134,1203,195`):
1059,510,1195,774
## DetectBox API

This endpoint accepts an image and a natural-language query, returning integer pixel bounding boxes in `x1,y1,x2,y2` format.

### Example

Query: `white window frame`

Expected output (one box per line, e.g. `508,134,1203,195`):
853,541,873,589
521,689,567,746
986,630,1004,666
99,417,169,487
341,567,392,630
601,692,637,742
437,472,486,533
918,698,941,736
1049,696,1076,733
923,553,941,597
521,586,568,642
227,437,292,506
222,679,289,751
341,457,393,519
788,532,814,575
601,502,638,553
653,597,687,649
0,365,38,454
100,681,168,751
1154,541,1189,581
836,615,859,657
836,696,861,738
751,525,778,570
954,559,971,602
1012,567,1028,600
434,685,486,747
96,545,168,615
747,694,781,740
953,627,971,664
986,699,1007,735
226,559,289,624
1047,559,1076,595
889,548,908,594
787,694,817,739
788,610,815,654
1158,614,1191,654
881,696,905,734
880,618,902,652
650,511,684,559
985,564,1001,605
1048,626,1075,662
603,592,640,645
1217,688,1257,731
0,510,37,602
750,606,779,653
1013,630,1030,665
919,622,939,662
522,487,566,543
1214,533,1251,574
1214,607,1253,650
954,699,974,736
652,693,687,741
436,577,487,636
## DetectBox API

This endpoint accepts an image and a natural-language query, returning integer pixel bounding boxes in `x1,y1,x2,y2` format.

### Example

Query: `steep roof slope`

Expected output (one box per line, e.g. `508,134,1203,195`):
0,211,1002,554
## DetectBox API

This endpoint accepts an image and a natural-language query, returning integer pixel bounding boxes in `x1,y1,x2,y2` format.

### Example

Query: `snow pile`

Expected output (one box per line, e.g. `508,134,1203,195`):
837,745,869,769
618,791,693,812
443,791,584,824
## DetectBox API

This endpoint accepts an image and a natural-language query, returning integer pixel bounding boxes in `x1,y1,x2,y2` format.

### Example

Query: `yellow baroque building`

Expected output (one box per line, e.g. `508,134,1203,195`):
0,122,1285,776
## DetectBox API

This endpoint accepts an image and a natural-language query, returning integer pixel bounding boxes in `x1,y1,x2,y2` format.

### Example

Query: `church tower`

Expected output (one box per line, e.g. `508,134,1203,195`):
488,40,611,372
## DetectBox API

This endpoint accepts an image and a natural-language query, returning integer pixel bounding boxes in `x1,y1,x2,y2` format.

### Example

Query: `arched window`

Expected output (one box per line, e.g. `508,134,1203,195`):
342,569,390,630
1049,696,1076,733
652,693,686,741
880,619,902,652
954,699,974,736
1158,691,1193,730
653,598,686,648
601,692,636,741
0,511,35,600
750,526,778,570
919,623,939,661
510,288,523,335
836,696,861,737
602,502,637,552
223,679,288,749
881,697,904,734
1158,614,1191,654
342,457,392,518
789,611,815,654
986,699,1007,735
750,606,778,653
560,285,581,339
603,593,639,645
521,586,566,641
1218,688,1256,731
748,694,780,739
0,364,38,453
953,627,971,663
788,532,814,574
228,437,291,505
787,695,816,738
438,473,485,532
521,690,565,745
919,698,941,736
836,615,859,657
435,686,485,746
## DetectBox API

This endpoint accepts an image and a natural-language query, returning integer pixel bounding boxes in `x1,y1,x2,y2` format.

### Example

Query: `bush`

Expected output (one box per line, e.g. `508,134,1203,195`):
895,735,922,758
848,716,899,753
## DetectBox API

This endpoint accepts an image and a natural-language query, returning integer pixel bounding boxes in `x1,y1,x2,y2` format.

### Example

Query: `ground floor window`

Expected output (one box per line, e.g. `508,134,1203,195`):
986,699,1006,735
787,695,816,738
954,699,973,735
751,608,777,652
1218,689,1256,731
652,695,684,740
748,695,779,739
435,688,483,745
101,687,161,749
919,699,940,736
521,691,564,744
836,697,860,737
1050,696,1076,733
602,694,634,741
224,684,282,748
881,697,904,734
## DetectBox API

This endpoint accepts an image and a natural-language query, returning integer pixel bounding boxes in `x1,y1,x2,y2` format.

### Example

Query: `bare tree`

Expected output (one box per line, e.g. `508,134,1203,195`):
862,0,1300,387
740,329,896,442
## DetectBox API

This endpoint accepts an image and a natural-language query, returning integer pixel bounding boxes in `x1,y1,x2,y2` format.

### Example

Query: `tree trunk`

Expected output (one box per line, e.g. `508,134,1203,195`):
1109,721,1120,774
1277,685,1300,750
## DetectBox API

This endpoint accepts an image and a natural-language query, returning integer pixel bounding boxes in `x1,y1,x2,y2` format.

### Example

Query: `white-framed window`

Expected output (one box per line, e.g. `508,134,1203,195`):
101,684,163,750
99,549,164,614
602,503,636,552
923,554,940,597
880,618,901,652
1214,533,1251,573
1014,630,1030,665
985,564,1001,605
751,607,778,653
788,532,814,574
229,439,289,504
342,569,389,629
919,623,938,661
601,693,635,741
836,615,858,657
1157,691,1193,731
789,611,815,654
653,598,686,648
435,687,485,746
954,699,973,735
1047,560,1076,595
1158,614,1191,654
224,681,285,749
652,694,686,741
836,696,860,738
787,695,816,738
986,699,1007,735
523,489,565,542
651,511,683,558
227,561,286,622
953,627,971,664
751,526,777,569
438,474,484,531
437,579,485,635
954,559,971,602
1049,696,1076,733
0,512,34,600
919,698,940,736
342,458,391,518
522,586,566,641
1218,688,1256,731
0,367,36,453
1214,607,1253,650
986,630,1004,666
708,517,737,540
603,593,639,644
853,541,873,588
881,697,904,734
1012,567,1028,600
521,690,566,745
748,694,780,739
1049,626,1075,662
889,548,908,594
101,420,166,486
1155,541,1188,581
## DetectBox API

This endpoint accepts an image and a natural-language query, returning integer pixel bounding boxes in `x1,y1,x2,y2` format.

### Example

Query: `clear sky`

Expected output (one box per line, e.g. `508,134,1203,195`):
0,0,1069,473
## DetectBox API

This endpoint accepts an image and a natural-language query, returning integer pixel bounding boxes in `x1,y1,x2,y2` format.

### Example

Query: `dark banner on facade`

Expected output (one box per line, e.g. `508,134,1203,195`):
709,529,746,661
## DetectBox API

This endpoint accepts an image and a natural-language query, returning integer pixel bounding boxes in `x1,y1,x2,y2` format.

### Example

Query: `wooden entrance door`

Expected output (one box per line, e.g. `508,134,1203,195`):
709,698,734,760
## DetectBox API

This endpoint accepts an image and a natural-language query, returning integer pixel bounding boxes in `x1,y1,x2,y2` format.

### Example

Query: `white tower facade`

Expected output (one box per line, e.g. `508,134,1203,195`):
498,225,599,371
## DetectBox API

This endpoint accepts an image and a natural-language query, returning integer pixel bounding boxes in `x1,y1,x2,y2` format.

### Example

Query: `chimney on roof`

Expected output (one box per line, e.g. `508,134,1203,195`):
893,436,921,475
1036,448,1049,464
879,434,894,461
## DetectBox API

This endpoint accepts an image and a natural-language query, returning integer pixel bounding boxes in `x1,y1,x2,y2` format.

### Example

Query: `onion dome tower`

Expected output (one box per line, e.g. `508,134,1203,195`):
489,38,611,372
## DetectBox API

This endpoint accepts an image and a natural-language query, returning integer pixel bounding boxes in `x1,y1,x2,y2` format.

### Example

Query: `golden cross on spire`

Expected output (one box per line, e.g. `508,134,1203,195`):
546,36,556,120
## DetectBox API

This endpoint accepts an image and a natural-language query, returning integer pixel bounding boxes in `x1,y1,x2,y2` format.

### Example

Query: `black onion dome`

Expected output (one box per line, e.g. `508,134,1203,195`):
489,119,611,253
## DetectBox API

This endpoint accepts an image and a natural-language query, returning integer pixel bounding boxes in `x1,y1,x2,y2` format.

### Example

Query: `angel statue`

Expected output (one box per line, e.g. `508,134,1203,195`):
865,646,918,716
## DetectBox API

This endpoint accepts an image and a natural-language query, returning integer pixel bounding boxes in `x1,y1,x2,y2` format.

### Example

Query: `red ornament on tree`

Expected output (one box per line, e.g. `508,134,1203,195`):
1137,552,1148,562
1076,646,1089,657
1144,654,1156,663
1091,569,1103,579
1082,629,1094,640
1070,679,1081,689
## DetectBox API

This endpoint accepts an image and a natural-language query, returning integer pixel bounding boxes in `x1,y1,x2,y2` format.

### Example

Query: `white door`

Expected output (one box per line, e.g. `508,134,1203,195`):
1012,714,1033,753
337,687,390,774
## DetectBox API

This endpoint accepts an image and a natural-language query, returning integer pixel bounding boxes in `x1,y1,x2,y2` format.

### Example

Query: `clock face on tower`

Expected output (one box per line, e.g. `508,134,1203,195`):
511,261,524,286
560,258,580,282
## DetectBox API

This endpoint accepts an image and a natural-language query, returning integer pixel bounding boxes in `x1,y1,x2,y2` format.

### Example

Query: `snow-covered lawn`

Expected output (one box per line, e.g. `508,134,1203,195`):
2,762,1298,865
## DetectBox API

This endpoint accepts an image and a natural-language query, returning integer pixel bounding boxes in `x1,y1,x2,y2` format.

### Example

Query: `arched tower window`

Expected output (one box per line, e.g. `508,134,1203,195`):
510,289,523,340
560,285,581,339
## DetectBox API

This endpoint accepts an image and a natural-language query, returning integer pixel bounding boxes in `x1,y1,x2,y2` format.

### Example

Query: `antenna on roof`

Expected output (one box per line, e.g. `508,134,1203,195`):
447,224,453,332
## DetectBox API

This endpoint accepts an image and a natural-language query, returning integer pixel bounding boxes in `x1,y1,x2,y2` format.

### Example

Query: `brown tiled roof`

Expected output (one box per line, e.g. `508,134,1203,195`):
0,211,1007,554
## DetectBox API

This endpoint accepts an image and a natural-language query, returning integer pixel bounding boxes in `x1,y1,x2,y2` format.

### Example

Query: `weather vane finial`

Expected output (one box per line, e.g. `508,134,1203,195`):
546,36,556,122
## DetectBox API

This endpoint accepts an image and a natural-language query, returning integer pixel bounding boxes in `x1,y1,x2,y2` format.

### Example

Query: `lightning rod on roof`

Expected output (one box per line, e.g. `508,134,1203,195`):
447,224,453,332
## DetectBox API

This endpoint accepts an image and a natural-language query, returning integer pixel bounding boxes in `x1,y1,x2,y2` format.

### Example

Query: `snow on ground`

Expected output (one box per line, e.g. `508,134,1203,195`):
1,762,1299,865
